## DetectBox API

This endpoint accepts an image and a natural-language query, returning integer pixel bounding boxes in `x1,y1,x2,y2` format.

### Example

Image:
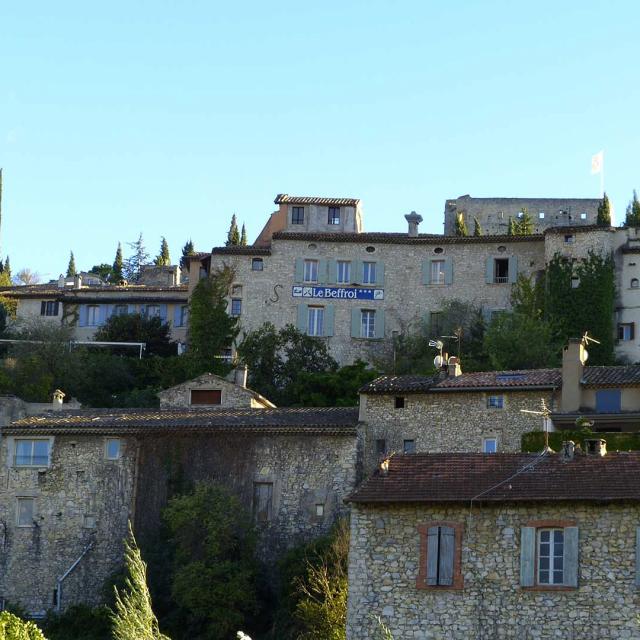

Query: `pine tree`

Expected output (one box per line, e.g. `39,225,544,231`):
66,251,77,277
240,224,248,246
154,237,171,266
4,256,10,278
123,234,150,282
113,243,124,282
625,190,640,227
516,208,534,235
473,217,482,237
180,240,195,270
454,212,468,237
0,256,9,287
226,214,240,246
597,193,612,226
508,217,516,235
112,524,169,640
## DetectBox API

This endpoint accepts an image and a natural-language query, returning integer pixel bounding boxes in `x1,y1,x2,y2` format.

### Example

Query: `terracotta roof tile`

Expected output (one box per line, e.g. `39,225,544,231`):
211,247,272,256
274,194,360,206
348,452,640,504
582,366,640,387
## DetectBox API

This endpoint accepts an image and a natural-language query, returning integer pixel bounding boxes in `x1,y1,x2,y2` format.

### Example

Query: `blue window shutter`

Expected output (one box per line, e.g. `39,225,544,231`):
40,301,46,315
294,258,304,283
128,304,136,315
426,526,440,585
98,305,108,326
374,310,385,339
564,526,579,587
353,260,363,285
296,304,308,333
596,389,621,412
635,527,640,587
173,306,182,327
508,256,518,283
317,260,328,285
326,259,336,284
78,305,88,327
444,258,453,285
351,309,361,338
159,304,168,322
520,527,535,587
486,257,494,284
375,261,385,286
422,260,431,285
105,305,113,319
324,305,335,337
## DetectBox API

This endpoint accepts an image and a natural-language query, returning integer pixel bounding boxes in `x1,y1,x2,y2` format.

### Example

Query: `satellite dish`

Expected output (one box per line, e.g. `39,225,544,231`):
582,349,589,364
434,355,444,369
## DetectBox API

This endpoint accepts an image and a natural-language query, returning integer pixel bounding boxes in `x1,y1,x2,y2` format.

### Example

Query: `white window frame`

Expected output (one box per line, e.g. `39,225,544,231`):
87,305,100,326
431,260,445,285
619,324,633,341
307,306,325,336
537,528,565,585
482,437,498,453
487,395,504,409
580,212,587,220
303,259,318,283
362,262,376,285
16,497,35,527
361,310,376,338
14,439,51,467
538,212,545,219
336,260,351,284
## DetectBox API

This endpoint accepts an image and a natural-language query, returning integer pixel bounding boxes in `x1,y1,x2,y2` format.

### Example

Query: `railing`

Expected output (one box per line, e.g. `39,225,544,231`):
494,276,509,284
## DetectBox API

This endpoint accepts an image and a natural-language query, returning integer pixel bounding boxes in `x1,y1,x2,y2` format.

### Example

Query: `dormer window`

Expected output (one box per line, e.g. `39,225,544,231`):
292,207,304,225
328,207,340,225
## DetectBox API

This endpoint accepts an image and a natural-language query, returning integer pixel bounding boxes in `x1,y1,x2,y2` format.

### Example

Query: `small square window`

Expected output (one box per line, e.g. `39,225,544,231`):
487,395,504,409
315,504,325,517
564,235,575,244
251,258,264,271
394,397,405,409
292,207,305,225
376,439,387,456
538,212,545,219
17,498,35,527
618,323,635,341
580,212,587,220
483,438,497,454
403,439,416,454
106,438,121,460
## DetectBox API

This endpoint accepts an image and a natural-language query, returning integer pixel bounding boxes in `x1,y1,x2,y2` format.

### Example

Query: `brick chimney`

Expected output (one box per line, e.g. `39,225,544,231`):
561,339,587,412
405,211,423,237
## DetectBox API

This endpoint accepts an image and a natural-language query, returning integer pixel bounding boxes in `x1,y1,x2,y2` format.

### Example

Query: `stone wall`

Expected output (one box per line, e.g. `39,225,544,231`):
347,501,640,639
0,435,135,615
359,390,557,475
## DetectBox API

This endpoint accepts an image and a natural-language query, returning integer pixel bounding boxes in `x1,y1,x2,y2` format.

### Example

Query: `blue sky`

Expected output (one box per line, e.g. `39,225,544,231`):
1,1,639,280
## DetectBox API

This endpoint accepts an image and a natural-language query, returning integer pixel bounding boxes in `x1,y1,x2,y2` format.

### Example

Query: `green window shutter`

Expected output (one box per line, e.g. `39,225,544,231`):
296,304,308,333
444,257,453,285
438,526,455,586
317,260,328,284
326,259,337,284
422,260,431,285
353,260,363,285
520,527,535,587
351,308,361,338
485,257,494,284
564,526,579,587
636,527,640,587
324,305,335,337
375,261,385,286
294,258,304,283
374,310,385,339
426,526,440,585
508,256,518,283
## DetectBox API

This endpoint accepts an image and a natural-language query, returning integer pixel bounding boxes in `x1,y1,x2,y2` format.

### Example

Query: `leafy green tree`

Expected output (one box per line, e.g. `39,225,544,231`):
94,313,175,357
66,251,77,277
180,241,195,270
162,484,259,640
42,605,113,640
187,267,239,374
454,212,468,237
597,193,611,226
240,224,248,246
473,217,482,236
112,525,169,640
511,273,545,319
113,243,124,282
90,264,115,281
124,234,151,282
625,190,640,227
0,610,46,639
226,215,240,246
154,238,171,267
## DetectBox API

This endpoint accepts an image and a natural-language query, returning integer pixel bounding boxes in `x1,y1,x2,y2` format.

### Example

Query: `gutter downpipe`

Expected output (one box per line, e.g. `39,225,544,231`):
56,541,94,613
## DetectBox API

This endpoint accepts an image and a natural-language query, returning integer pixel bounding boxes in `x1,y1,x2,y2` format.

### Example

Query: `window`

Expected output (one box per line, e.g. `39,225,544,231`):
315,504,325,517
580,212,587,220
362,262,376,285
520,523,578,588
483,438,497,454
251,258,264,271
40,301,59,316
376,439,387,456
16,498,35,527
430,312,443,334
538,212,545,219
595,389,621,412
417,522,463,589
230,298,242,317
179,305,189,326
631,278,639,289
303,259,318,283
431,260,445,285
618,323,635,341
538,529,564,585
394,396,405,409
564,235,575,244
253,482,273,522
190,389,222,405
307,306,324,336
487,395,504,409
328,207,340,225
14,439,50,466
113,304,128,316
336,260,351,284
403,439,416,454
494,259,509,283
361,310,376,338
145,305,160,318
292,206,304,225
87,305,100,326
105,438,121,460
571,276,580,289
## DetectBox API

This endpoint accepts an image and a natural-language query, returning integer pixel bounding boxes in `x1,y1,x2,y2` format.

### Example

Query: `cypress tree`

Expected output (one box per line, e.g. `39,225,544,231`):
240,224,248,246
508,217,516,235
113,243,124,282
517,208,534,235
625,190,640,227
154,237,171,266
597,193,612,226
4,256,10,278
66,251,77,277
180,239,195,270
226,214,240,246
123,234,150,282
473,217,483,237
454,212,468,237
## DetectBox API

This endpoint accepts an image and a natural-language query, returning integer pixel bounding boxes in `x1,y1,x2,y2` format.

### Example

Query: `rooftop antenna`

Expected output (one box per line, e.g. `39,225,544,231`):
521,399,553,452
582,331,600,346
428,339,444,370
441,326,463,358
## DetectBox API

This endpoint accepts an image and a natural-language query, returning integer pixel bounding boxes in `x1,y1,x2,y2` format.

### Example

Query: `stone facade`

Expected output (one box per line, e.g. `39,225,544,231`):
346,501,640,639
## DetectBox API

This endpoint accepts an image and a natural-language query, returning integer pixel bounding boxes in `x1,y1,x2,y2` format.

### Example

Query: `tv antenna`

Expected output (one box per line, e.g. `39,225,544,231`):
581,331,600,346
428,339,444,369
521,399,553,452
441,326,463,358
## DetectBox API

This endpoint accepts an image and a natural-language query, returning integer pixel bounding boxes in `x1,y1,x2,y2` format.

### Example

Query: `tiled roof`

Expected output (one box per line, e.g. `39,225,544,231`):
271,231,544,245
211,247,272,256
4,407,359,436
582,366,640,387
348,452,640,504
544,225,614,235
274,194,360,206
360,375,440,394
0,285,188,299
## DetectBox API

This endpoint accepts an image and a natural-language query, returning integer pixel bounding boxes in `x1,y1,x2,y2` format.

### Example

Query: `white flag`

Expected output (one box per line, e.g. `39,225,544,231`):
591,150,603,175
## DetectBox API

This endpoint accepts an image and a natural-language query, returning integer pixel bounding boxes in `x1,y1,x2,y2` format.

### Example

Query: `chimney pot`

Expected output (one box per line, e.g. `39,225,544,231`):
52,389,65,410
585,438,607,457
234,364,248,388
73,274,82,289
447,356,462,377
405,211,423,237
561,440,575,461
57,274,65,289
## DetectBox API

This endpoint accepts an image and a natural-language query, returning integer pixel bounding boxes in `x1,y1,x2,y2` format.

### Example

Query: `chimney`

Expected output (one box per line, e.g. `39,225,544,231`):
57,274,65,289
73,274,83,289
405,211,423,237
585,438,607,457
52,389,65,410
560,339,587,412
561,440,575,462
380,456,390,476
447,355,462,377
234,364,248,388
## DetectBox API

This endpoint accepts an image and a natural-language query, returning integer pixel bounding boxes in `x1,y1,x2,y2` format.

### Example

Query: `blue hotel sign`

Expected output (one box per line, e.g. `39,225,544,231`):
292,286,384,301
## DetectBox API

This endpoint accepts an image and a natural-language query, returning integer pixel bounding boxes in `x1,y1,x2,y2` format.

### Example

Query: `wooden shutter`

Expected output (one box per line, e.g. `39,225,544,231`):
426,526,440,585
438,526,455,586
317,260,328,284
485,258,494,284
253,482,273,522
324,305,335,337
173,306,182,327
444,257,453,285
375,261,385,286
78,305,88,327
422,260,431,285
294,258,304,283
296,304,308,333
159,304,168,322
98,305,108,326
326,259,337,284
351,309,361,338
635,527,640,587
54,301,60,316
353,260,363,285
40,301,46,316
520,527,535,586
508,256,518,283
374,310,385,339
564,526,579,587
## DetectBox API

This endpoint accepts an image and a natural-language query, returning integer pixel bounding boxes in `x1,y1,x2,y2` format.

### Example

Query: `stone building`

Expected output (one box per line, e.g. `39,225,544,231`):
346,451,640,639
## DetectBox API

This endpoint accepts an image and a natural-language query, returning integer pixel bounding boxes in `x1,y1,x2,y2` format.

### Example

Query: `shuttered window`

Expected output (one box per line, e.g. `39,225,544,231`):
417,522,463,590
190,389,222,405
520,524,578,588
253,482,273,522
